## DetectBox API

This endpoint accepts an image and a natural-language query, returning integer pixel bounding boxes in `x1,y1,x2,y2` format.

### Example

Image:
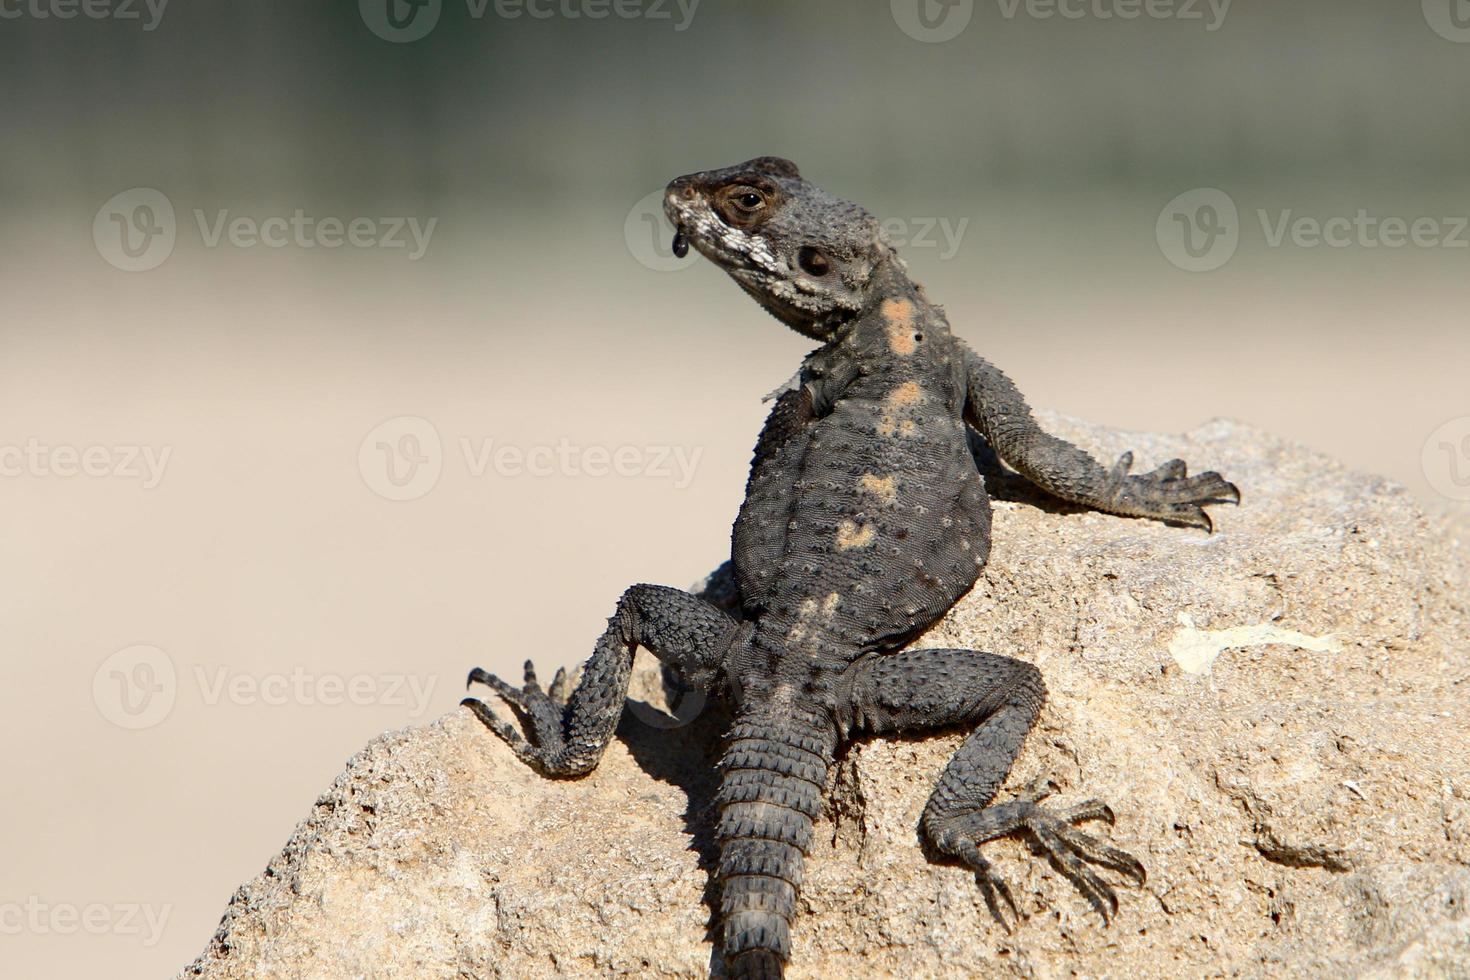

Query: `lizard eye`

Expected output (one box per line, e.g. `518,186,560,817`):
716,185,770,227
797,246,831,277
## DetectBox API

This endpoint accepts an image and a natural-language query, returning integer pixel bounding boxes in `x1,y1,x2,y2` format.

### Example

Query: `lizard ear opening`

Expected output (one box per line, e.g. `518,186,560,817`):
797,246,832,277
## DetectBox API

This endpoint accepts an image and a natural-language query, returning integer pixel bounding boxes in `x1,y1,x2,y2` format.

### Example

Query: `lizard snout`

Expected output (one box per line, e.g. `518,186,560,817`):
663,177,703,259
665,173,700,200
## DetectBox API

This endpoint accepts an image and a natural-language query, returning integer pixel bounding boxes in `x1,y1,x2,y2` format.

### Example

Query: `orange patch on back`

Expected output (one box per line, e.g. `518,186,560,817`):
876,381,924,438
835,519,876,550
881,298,918,356
888,381,922,406
788,592,842,644
858,473,898,505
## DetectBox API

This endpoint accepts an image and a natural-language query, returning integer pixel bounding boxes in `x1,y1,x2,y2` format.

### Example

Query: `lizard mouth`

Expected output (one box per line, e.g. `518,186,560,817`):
663,194,770,276
666,215,759,273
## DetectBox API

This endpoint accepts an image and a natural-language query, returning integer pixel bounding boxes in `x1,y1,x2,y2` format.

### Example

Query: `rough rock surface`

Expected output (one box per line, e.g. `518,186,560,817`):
181,416,1470,979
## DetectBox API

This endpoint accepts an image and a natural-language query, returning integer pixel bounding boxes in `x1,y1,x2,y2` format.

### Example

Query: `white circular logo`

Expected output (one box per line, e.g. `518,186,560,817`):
626,684,707,730
93,188,176,272
891,0,974,43
1423,0,1470,42
1423,416,1470,501
359,0,442,42
93,645,177,730
1156,187,1240,272
359,415,443,501
624,190,695,273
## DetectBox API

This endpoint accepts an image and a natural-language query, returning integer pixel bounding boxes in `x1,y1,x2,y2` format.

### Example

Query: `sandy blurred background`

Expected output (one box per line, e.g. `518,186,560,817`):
2,1,1468,976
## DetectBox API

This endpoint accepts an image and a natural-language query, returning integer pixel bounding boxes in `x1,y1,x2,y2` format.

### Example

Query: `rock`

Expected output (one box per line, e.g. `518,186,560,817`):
180,416,1470,979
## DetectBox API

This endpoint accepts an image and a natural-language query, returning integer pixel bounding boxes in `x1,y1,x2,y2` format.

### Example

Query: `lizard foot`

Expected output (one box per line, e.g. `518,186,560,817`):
462,661,578,775
1106,451,1240,532
929,779,1146,929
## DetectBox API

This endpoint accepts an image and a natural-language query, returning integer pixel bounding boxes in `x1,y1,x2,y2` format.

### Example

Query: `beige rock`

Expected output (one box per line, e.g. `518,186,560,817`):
181,416,1470,979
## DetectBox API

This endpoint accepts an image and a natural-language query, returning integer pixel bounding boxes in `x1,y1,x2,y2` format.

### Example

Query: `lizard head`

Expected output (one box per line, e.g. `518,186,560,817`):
664,157,894,341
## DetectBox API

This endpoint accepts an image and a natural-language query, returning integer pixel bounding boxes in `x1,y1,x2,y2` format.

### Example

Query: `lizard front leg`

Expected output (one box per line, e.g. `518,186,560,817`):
836,648,1145,925
463,584,741,777
962,346,1240,531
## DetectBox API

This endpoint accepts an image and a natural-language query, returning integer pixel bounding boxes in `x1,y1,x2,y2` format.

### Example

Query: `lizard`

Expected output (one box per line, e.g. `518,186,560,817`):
463,156,1240,978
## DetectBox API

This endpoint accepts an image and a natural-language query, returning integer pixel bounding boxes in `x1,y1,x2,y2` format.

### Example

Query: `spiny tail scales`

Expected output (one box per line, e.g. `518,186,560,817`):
715,705,836,977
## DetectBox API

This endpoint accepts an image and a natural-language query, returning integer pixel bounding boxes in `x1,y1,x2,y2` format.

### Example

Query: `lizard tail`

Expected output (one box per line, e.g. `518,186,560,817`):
716,706,836,978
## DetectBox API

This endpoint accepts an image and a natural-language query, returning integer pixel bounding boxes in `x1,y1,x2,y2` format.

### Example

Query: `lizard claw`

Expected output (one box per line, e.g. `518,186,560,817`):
951,840,1023,931
463,660,576,773
1022,804,1146,924
548,666,570,705
974,856,1021,931
520,659,542,691
1107,452,1240,532
932,788,1145,929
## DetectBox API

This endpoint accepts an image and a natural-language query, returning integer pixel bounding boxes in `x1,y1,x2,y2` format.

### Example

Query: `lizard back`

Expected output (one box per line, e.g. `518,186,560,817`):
733,281,992,668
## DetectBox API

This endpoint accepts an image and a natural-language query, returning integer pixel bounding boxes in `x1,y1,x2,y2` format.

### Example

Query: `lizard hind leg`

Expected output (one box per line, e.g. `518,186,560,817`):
462,583,741,778
837,646,1145,928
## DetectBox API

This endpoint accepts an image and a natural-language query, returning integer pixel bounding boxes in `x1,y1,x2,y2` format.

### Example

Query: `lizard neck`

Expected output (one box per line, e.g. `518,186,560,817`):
776,253,920,344
825,265,950,374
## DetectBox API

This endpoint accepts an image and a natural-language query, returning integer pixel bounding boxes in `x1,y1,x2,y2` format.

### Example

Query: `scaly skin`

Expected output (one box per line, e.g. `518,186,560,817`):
464,157,1239,978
